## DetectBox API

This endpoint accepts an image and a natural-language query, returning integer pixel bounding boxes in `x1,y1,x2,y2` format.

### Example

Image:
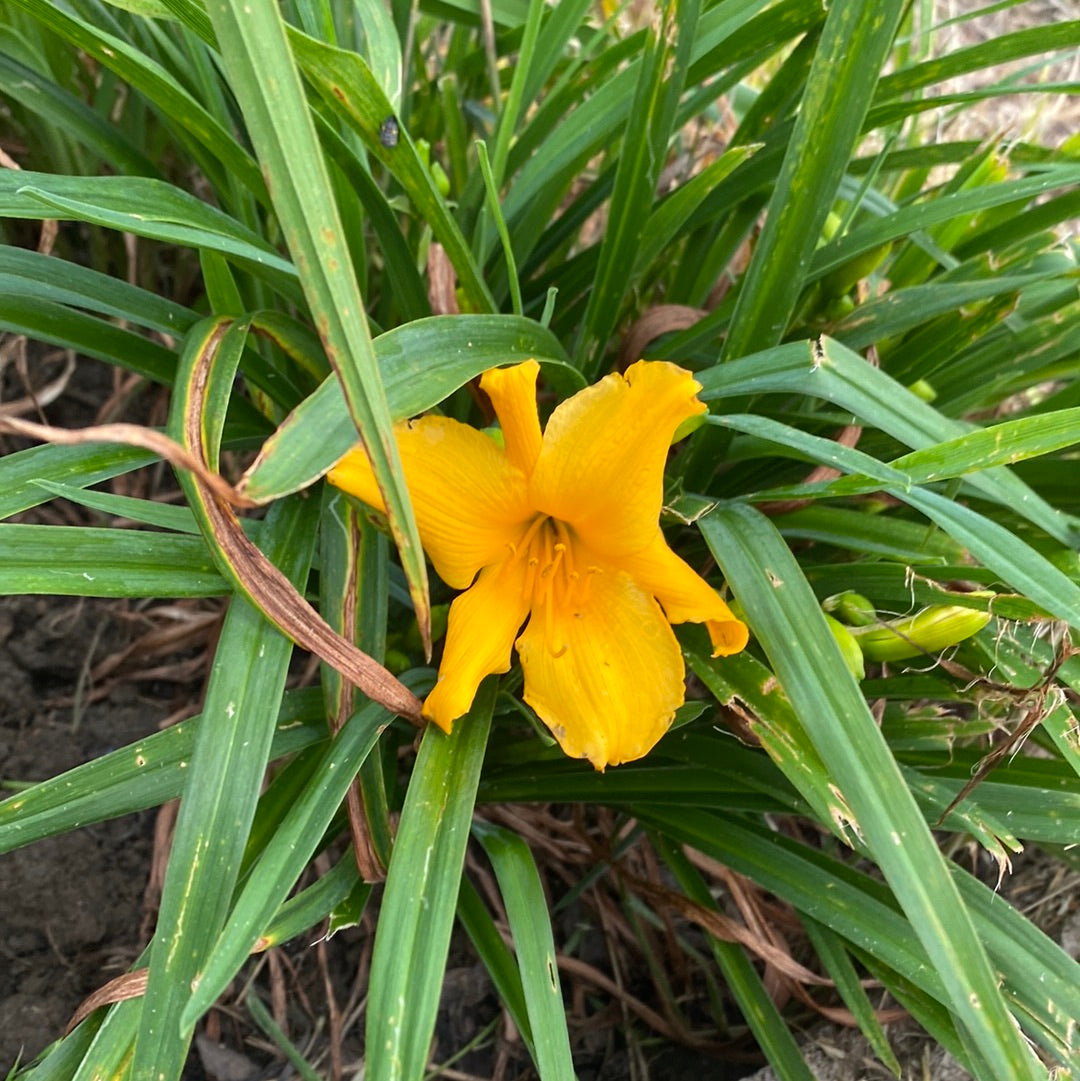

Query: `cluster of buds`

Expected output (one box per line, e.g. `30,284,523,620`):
823,590,993,680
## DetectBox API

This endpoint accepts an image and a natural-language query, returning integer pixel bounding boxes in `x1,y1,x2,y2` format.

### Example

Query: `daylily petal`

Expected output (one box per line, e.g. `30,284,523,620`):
423,556,532,731
529,360,707,557
618,530,749,657
328,417,532,589
480,361,543,478
516,561,684,769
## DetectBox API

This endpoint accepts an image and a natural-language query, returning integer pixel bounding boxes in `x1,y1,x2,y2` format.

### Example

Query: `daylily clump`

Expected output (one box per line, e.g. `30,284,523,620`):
328,360,747,769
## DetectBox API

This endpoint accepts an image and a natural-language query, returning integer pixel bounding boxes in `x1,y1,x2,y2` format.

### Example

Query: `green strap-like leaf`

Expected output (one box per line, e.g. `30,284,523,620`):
722,0,905,359
0,524,225,597
0,243,197,336
876,20,1080,102
4,0,263,198
204,0,429,643
578,0,700,374
472,822,574,1081
0,294,178,385
0,443,156,522
0,691,325,855
0,50,161,177
801,916,902,1074
365,682,495,1081
131,498,318,1081
0,171,297,289
697,501,1044,1079
696,338,1080,547
658,838,816,1081
703,411,1080,630
181,701,390,1027
810,166,1080,284
288,27,494,313
241,315,580,503
456,877,533,1049
833,270,1068,351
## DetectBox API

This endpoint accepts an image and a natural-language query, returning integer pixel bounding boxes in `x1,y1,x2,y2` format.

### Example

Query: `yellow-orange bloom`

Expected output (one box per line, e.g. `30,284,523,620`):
328,360,747,769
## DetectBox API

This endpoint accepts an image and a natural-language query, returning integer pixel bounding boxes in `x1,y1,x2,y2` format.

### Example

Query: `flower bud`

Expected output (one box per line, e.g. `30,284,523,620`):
850,605,992,661
823,590,877,627
824,612,866,681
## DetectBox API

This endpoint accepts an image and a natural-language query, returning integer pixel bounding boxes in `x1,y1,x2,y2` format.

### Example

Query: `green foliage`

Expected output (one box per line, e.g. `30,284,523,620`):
1,0,1079,1078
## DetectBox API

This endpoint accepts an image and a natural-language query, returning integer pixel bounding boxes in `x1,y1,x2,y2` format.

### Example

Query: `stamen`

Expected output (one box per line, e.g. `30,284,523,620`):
553,520,577,577
510,514,547,564
523,554,541,600
504,513,547,590
548,542,566,579
512,515,586,656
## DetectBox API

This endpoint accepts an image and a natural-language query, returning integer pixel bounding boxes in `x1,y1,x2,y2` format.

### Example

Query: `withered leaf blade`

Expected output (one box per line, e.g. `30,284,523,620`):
177,319,424,723
0,415,254,509
65,969,149,1034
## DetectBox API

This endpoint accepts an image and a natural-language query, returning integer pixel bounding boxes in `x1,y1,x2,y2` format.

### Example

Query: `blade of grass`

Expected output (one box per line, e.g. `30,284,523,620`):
257,853,367,951
0,171,298,286
701,412,1080,630
319,488,395,874
472,822,574,1081
722,0,905,360
698,501,1044,1078
657,838,816,1081
288,27,495,314
456,877,533,1051
0,524,225,597
809,166,1080,284
30,479,201,533
130,497,317,1081
240,315,580,503
578,0,700,375
695,338,1080,547
5,0,263,198
0,691,325,854
0,243,197,336
245,993,323,1081
801,916,902,1075
181,700,391,1026
204,0,431,646
876,19,1080,102
316,117,431,321
475,140,522,316
0,50,161,177
0,443,156,521
0,295,177,385
365,681,495,1081
834,270,1067,351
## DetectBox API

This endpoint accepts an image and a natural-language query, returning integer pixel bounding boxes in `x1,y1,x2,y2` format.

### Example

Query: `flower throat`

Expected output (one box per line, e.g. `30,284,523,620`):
506,514,601,655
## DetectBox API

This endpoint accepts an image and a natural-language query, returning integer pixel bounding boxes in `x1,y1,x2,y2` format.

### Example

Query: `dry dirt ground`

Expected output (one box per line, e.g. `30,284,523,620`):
2,1,1079,1079
0,597,161,1071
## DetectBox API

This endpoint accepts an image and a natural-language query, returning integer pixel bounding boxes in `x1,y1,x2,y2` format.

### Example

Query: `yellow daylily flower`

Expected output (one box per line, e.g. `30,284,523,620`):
327,360,748,769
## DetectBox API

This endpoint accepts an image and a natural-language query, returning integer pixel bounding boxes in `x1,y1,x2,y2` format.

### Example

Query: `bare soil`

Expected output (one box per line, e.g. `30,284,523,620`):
0,597,160,1070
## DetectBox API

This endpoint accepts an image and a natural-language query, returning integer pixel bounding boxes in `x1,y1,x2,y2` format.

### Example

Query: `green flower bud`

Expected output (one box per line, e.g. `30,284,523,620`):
907,378,937,403
823,295,856,321
850,605,992,662
431,160,451,199
820,243,891,298
824,612,866,681
823,591,877,627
